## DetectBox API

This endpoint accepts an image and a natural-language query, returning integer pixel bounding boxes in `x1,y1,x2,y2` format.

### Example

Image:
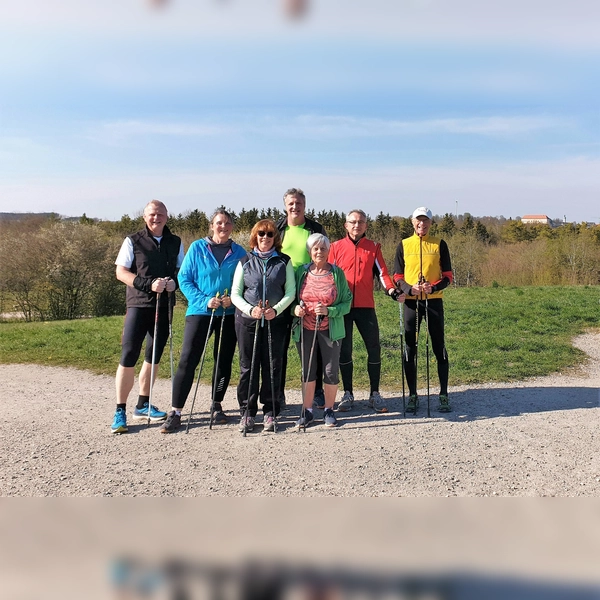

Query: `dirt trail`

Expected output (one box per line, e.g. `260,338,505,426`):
1,334,598,496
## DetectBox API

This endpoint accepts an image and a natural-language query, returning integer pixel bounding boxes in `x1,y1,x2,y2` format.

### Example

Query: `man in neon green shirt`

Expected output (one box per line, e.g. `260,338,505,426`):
276,188,327,408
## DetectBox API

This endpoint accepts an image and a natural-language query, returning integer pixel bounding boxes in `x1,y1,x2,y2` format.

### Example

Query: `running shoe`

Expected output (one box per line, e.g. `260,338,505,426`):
438,394,451,413
133,402,167,422
263,412,275,432
337,391,354,412
159,411,181,433
368,391,388,413
295,410,314,429
406,394,419,413
313,389,325,409
211,403,228,424
111,408,128,434
238,415,255,433
323,408,338,427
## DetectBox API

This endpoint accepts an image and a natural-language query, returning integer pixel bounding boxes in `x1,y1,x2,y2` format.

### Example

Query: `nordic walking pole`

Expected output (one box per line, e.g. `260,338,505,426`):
413,296,420,415
265,300,277,433
148,287,163,426
302,312,321,433
411,237,425,415
168,289,174,395
209,289,228,430
419,235,431,418
298,302,306,431
399,300,406,418
185,292,219,433
243,313,261,437
424,288,431,418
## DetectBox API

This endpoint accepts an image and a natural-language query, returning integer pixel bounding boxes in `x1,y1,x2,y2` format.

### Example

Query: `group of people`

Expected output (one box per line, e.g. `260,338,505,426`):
111,189,453,435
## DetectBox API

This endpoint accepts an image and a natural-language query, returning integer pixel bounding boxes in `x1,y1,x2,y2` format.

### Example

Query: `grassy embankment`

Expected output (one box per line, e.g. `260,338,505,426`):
1,286,598,389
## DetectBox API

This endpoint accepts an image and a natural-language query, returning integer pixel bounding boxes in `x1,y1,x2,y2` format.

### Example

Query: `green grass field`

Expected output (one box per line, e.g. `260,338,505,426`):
1,286,598,389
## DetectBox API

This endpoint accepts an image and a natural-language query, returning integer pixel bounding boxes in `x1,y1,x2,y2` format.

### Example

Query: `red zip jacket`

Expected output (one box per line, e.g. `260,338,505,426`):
330,235,394,309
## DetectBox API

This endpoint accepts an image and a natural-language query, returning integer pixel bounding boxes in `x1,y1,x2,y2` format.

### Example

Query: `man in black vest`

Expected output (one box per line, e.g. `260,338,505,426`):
112,200,184,433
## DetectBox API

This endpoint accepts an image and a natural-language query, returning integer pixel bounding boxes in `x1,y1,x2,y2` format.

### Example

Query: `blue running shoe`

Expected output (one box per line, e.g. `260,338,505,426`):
133,402,167,422
111,408,128,434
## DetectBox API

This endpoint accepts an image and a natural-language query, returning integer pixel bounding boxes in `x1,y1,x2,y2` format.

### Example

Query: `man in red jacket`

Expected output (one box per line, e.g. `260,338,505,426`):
330,209,404,413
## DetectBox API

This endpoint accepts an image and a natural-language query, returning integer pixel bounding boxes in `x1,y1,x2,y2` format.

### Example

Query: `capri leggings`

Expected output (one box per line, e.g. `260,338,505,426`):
119,306,170,368
403,298,449,396
296,328,340,385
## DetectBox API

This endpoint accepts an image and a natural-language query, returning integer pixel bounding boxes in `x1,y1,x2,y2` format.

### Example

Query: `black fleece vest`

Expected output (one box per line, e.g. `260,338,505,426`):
126,226,181,308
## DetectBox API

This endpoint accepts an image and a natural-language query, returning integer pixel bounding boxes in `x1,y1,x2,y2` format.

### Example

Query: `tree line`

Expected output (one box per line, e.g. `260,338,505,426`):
1,210,598,321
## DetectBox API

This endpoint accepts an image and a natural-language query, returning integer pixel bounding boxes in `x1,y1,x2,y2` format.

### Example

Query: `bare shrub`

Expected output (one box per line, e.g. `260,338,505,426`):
447,232,487,287
1,221,125,321
480,240,551,286
0,233,48,320
553,228,600,285
480,232,600,287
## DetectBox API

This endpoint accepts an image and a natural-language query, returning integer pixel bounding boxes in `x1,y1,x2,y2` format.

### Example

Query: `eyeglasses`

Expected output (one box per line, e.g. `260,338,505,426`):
347,220,366,225
257,231,274,238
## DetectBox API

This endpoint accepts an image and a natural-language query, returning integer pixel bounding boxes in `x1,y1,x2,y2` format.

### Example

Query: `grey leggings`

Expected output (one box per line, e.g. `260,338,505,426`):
296,328,340,385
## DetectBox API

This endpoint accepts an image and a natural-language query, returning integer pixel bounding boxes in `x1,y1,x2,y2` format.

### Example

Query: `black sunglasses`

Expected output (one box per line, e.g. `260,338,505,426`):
257,231,274,238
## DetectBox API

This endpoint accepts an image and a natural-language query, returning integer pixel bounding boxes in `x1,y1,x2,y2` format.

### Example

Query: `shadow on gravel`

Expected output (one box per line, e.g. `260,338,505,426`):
159,385,599,433
381,385,599,423
122,422,165,435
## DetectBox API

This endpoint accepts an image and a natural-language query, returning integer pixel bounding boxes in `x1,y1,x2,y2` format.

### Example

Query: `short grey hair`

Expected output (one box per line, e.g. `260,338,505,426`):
144,200,168,215
283,188,305,203
346,209,367,221
306,232,330,253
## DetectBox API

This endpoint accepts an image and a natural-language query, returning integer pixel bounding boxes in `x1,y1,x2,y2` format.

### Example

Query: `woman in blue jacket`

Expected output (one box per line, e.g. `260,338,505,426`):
160,208,247,433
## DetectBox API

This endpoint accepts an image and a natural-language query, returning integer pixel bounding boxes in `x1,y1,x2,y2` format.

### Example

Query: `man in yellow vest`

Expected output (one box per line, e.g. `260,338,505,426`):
393,207,453,413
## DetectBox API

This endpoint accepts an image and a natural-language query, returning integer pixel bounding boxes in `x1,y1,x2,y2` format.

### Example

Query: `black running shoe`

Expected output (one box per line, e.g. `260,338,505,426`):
438,395,451,412
295,410,314,429
212,404,228,424
160,411,181,434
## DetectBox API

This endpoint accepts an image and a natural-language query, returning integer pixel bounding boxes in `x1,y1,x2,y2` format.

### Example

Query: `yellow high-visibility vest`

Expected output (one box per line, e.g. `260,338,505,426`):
402,233,444,300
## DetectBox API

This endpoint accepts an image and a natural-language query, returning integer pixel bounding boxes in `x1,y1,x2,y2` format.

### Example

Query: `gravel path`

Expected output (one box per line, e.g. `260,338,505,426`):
1,333,599,497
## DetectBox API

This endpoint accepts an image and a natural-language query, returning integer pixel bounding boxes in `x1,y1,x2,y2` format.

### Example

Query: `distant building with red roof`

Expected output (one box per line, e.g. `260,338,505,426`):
521,215,554,226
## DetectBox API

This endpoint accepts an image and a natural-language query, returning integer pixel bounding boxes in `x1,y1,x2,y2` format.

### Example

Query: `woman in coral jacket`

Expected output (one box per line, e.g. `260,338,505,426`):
329,209,404,414
160,207,247,433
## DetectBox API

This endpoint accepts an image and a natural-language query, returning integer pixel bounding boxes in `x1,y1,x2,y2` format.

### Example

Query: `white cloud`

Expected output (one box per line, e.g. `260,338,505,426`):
279,115,564,138
87,120,233,145
88,114,564,146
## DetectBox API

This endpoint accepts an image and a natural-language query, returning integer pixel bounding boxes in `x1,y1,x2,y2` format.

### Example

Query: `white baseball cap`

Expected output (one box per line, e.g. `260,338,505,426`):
412,206,432,220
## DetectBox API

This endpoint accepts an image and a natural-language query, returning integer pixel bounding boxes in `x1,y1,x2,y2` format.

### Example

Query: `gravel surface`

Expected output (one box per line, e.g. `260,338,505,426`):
2,333,599,497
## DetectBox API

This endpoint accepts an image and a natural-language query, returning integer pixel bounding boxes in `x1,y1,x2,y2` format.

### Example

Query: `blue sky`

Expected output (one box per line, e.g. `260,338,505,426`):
0,1,598,222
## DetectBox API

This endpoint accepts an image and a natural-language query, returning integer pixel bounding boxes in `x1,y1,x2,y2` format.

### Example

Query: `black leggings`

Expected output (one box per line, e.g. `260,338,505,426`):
235,315,287,417
339,308,381,394
119,306,170,368
403,299,449,396
171,313,237,410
